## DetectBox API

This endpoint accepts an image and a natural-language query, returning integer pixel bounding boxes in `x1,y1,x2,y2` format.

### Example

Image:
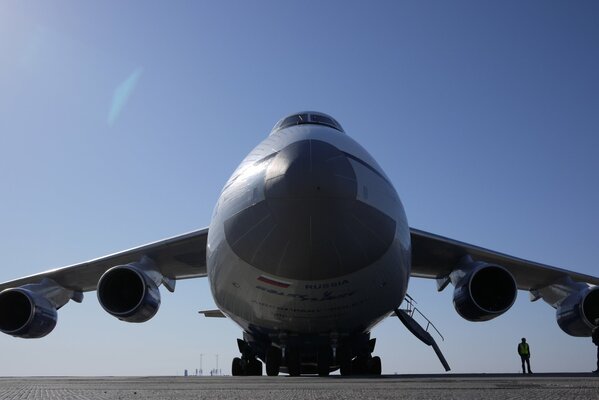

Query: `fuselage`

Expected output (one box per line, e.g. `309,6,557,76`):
206,112,411,348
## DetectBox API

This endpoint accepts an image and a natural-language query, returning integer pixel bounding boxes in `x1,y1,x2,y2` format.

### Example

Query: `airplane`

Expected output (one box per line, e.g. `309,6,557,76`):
1,111,598,376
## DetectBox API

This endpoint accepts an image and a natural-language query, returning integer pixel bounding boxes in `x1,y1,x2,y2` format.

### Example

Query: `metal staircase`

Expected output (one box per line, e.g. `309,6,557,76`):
394,294,451,371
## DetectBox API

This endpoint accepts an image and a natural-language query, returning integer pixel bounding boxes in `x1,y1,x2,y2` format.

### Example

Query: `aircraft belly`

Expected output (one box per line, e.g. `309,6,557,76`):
208,234,409,336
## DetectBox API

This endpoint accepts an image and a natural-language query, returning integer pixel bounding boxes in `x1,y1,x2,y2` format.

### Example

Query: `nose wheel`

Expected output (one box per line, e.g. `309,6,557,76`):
337,347,352,376
368,356,382,375
317,346,333,376
265,346,282,376
285,348,301,376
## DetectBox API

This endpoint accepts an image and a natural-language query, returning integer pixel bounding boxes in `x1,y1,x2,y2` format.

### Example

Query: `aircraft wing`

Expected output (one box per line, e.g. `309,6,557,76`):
409,225,599,336
0,228,208,293
409,228,599,289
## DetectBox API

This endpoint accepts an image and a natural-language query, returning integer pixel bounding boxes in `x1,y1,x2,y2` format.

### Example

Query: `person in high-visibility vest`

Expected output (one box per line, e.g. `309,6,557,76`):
517,338,532,374
592,320,599,374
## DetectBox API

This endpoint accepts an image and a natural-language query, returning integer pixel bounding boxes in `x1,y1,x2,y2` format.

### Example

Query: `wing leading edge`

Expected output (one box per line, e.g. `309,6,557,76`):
410,228,599,289
410,228,599,333
0,228,209,338
0,228,208,294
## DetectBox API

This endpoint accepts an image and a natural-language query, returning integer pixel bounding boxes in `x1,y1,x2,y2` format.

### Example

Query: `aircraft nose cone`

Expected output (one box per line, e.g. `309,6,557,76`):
262,140,359,280
264,140,357,201
224,139,395,280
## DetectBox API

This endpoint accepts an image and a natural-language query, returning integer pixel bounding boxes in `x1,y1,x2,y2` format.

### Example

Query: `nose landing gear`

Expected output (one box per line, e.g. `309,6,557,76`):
317,346,333,376
265,346,282,376
285,347,301,376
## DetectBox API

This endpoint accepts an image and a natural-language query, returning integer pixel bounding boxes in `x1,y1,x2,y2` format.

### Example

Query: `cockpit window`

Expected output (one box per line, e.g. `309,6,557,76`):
278,114,310,130
310,114,336,128
272,112,344,133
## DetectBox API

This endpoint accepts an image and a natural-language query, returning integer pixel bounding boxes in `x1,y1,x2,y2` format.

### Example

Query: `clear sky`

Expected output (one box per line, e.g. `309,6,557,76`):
0,1,598,376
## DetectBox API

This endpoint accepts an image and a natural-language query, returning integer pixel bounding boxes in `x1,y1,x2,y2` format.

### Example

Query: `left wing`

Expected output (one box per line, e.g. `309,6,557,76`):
0,228,208,292
410,228,599,336
0,228,208,338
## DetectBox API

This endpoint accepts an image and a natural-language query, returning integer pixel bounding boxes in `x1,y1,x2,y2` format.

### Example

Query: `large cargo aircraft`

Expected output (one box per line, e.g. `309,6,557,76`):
1,112,598,376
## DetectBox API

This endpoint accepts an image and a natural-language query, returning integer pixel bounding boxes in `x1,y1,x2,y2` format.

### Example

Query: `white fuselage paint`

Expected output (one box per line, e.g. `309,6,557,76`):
206,123,411,343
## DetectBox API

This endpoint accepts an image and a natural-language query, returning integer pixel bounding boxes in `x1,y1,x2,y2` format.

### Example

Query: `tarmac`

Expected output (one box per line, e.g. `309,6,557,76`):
0,374,598,400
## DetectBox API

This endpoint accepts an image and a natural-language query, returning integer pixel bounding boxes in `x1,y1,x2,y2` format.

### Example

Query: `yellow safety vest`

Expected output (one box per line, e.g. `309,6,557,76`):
518,343,529,356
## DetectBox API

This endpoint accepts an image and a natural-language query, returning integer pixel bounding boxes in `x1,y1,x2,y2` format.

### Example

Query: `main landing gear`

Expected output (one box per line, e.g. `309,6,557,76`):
344,355,381,375
337,338,382,376
231,336,384,376
231,339,262,376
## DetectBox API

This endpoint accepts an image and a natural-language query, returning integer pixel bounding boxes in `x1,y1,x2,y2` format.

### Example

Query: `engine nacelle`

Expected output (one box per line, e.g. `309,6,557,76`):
453,263,517,321
0,288,58,338
97,264,161,323
556,286,599,336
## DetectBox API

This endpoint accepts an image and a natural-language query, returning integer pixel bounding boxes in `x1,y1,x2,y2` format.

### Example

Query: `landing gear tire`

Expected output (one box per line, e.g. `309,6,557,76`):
232,357,243,376
266,347,282,376
339,358,352,376
232,357,261,376
351,356,367,375
249,358,262,376
367,356,381,375
286,348,301,377
317,346,332,377
337,347,352,376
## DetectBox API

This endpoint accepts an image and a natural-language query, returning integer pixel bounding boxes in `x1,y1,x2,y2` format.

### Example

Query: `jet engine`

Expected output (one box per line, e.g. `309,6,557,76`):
452,262,517,321
0,288,57,338
97,264,161,322
556,286,599,336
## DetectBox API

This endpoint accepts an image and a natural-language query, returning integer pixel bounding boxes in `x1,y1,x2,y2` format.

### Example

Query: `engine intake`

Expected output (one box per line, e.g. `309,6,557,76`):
0,288,57,338
453,263,517,321
556,286,599,336
97,264,161,323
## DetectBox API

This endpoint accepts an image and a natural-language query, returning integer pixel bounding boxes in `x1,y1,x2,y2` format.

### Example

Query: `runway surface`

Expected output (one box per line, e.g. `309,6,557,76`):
0,374,598,400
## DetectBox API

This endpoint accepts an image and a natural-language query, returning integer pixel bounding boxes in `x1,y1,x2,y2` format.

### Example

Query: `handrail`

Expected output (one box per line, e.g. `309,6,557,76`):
400,293,445,341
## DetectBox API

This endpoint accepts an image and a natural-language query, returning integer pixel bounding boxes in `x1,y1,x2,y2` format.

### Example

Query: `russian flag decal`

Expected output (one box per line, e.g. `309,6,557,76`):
257,275,291,288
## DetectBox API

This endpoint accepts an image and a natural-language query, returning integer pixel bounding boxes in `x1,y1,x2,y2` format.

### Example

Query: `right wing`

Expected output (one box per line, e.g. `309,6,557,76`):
409,228,599,336
410,228,599,290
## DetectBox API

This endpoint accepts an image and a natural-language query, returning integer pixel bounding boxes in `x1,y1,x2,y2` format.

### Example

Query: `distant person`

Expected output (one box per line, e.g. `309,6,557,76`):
592,320,599,374
518,338,532,374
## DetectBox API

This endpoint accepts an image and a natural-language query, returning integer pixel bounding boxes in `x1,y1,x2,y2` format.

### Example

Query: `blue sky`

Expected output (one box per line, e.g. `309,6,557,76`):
0,1,598,375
